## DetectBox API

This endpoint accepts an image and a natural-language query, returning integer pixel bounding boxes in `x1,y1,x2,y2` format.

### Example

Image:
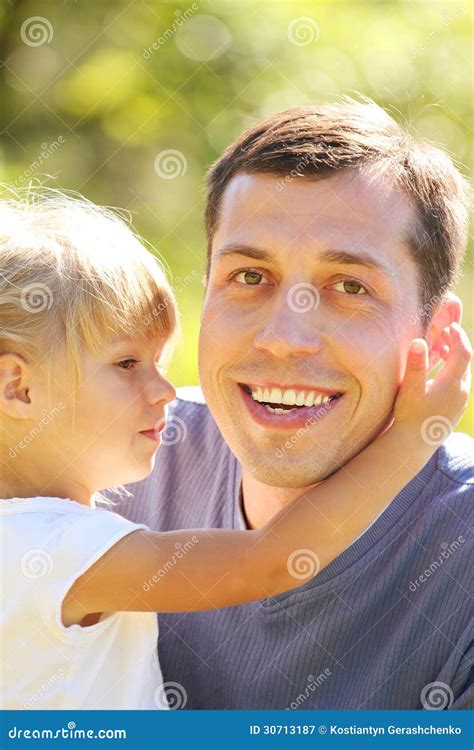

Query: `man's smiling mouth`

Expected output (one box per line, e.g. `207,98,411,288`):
239,383,343,416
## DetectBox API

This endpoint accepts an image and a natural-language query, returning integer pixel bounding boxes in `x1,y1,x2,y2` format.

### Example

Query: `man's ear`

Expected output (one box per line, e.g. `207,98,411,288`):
0,353,38,420
425,292,462,371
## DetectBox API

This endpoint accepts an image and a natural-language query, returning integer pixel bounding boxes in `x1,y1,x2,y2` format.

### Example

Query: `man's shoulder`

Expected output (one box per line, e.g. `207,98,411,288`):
435,432,474,486
424,432,474,534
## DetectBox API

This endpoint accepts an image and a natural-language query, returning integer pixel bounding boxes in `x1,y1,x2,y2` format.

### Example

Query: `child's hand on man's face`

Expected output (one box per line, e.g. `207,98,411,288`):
393,322,472,440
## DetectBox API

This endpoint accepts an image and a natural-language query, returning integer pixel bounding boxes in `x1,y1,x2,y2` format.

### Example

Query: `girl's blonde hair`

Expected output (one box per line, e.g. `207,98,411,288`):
0,187,179,397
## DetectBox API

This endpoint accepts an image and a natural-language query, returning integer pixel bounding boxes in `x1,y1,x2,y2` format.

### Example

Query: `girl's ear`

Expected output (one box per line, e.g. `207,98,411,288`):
0,353,39,420
426,293,462,371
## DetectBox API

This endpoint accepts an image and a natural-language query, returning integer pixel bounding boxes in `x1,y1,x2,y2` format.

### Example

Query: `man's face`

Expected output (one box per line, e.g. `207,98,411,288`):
199,170,422,487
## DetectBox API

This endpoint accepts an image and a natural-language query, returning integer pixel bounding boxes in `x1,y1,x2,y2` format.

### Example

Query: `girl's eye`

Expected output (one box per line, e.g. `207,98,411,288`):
332,279,368,295
233,270,270,286
115,358,139,371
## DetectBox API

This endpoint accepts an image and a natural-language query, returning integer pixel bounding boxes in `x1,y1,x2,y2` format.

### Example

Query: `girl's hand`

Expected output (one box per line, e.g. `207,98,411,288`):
394,322,472,442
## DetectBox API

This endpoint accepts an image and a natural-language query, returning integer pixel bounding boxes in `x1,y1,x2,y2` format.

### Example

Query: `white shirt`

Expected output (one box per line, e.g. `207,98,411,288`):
0,496,167,710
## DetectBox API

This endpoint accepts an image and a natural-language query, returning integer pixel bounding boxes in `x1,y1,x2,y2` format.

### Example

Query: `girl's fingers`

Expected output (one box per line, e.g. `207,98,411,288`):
436,323,472,385
440,345,450,362
438,328,451,362
399,338,429,399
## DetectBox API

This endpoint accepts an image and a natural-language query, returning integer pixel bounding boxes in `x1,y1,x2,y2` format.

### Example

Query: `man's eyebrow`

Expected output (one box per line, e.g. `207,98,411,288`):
215,243,394,277
318,249,394,278
215,244,273,262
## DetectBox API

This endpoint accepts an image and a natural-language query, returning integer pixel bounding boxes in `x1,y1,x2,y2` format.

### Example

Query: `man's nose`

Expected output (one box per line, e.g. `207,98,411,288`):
254,287,324,358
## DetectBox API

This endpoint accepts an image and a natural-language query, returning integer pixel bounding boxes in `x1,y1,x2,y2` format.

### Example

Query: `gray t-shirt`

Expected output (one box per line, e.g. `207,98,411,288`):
104,387,473,710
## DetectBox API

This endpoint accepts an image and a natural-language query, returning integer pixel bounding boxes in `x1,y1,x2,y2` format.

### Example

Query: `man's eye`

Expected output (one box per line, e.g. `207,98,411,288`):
233,270,270,286
115,358,139,371
332,279,368,295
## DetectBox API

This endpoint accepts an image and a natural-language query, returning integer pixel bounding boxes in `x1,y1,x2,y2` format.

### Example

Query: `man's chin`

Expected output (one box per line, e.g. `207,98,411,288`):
242,450,334,488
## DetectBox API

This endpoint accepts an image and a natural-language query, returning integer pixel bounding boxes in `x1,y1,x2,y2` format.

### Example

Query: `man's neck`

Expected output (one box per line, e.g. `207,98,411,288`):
240,418,397,529
241,468,318,529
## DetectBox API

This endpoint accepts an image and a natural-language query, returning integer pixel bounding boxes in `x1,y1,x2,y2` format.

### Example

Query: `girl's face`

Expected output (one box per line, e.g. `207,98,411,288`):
40,335,176,501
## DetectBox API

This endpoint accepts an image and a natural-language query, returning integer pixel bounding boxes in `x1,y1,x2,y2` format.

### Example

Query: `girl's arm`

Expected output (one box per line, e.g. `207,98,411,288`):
63,324,471,624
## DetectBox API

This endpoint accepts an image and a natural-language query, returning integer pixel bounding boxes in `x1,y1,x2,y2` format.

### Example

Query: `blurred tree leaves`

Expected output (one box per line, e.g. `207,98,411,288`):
0,0,472,431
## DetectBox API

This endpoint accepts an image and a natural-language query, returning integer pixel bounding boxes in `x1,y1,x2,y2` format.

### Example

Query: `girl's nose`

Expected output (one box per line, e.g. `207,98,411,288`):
161,374,177,405
151,371,176,406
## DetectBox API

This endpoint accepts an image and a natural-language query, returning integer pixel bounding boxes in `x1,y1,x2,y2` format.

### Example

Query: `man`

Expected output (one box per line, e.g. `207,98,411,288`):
108,97,473,709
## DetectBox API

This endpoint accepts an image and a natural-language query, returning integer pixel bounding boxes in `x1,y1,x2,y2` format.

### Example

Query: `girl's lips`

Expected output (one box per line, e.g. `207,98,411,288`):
139,428,163,442
238,383,343,430
139,417,167,442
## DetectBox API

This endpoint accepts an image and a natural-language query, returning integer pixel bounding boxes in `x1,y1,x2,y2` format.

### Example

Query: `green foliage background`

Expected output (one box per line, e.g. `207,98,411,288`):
0,0,472,434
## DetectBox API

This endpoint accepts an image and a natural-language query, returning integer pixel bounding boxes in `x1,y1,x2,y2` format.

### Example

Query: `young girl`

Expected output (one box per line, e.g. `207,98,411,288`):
0,191,471,710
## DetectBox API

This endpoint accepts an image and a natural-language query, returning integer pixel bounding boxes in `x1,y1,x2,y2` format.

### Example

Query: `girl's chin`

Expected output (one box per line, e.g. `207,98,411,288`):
108,453,160,488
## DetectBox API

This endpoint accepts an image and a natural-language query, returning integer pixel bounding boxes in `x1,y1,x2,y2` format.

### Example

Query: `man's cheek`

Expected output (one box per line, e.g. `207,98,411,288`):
340,316,400,369
336,332,401,412
202,305,254,354
201,296,237,333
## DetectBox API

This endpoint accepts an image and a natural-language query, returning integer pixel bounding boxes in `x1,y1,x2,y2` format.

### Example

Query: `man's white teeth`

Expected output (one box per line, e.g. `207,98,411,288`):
250,386,333,407
264,405,288,414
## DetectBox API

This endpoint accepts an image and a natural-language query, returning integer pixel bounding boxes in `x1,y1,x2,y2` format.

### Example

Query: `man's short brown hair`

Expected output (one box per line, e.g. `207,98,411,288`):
205,96,470,321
